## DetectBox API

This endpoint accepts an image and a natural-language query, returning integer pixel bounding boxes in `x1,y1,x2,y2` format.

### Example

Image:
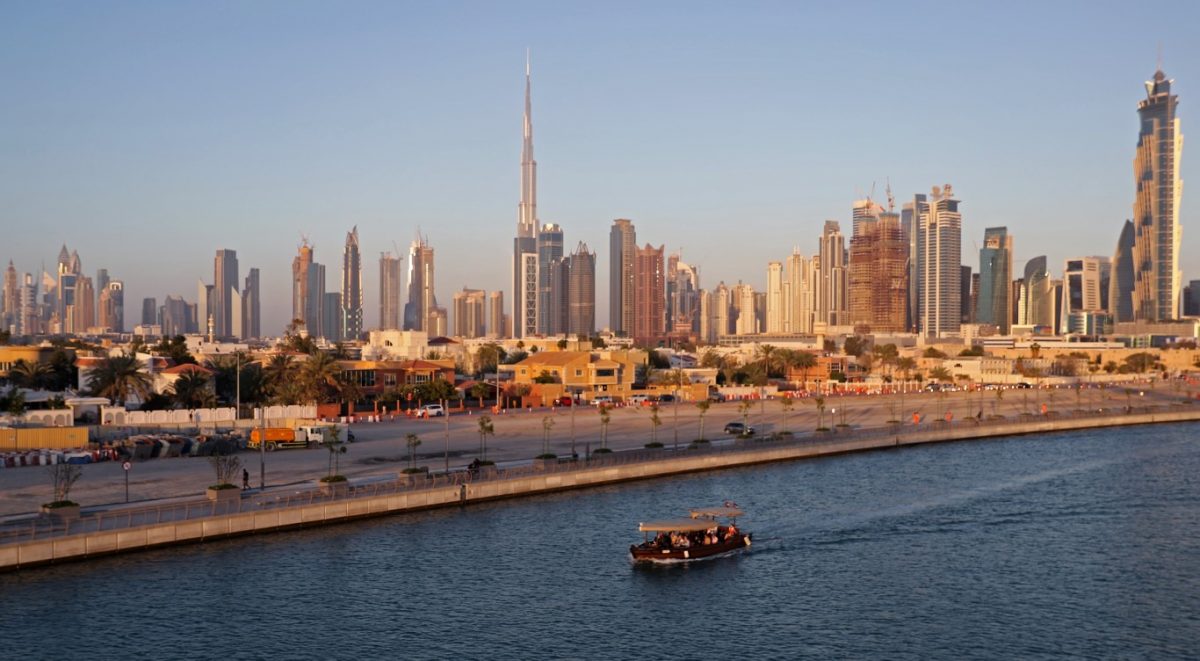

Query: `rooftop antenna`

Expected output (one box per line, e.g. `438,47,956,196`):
1157,42,1163,72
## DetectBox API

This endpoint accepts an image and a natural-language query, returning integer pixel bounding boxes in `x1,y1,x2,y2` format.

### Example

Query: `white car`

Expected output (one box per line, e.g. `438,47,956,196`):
591,396,615,407
419,404,446,417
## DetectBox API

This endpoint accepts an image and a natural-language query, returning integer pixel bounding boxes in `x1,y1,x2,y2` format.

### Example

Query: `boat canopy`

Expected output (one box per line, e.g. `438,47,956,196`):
690,507,744,519
638,519,714,533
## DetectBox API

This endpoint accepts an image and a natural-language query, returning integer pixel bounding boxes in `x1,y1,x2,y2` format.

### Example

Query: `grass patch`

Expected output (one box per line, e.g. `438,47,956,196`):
592,448,613,454
43,500,79,508
319,475,348,483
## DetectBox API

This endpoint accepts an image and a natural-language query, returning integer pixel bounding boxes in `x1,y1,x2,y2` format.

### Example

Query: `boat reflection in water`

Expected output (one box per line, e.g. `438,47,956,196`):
630,506,751,562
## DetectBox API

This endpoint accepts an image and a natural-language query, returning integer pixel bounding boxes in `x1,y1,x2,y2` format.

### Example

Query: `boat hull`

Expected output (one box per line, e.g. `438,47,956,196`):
630,533,751,562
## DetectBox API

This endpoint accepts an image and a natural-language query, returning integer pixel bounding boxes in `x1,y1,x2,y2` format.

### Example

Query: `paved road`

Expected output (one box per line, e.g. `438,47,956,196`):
0,380,1177,516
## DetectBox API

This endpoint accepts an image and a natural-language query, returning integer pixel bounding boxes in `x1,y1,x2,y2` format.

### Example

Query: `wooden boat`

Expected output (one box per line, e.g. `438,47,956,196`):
629,506,751,561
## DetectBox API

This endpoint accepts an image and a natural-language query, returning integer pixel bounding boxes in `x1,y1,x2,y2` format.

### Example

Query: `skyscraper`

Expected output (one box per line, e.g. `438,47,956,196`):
733,283,757,335
1062,257,1112,332
566,242,596,336
513,54,539,338
919,185,962,338
342,227,363,340
902,193,928,332
609,219,636,335
848,207,908,333
1109,220,1136,322
1023,256,1054,329
380,252,403,330
453,288,487,339
817,221,847,327
404,236,439,333
784,250,816,334
306,262,326,338
213,248,238,338
633,244,665,345
292,241,314,331
975,227,1013,333
98,280,124,332
141,297,158,327
2,261,17,332
243,268,260,339
323,292,342,342
488,290,506,339
537,223,564,334
666,254,700,335
765,261,784,333
1132,67,1184,321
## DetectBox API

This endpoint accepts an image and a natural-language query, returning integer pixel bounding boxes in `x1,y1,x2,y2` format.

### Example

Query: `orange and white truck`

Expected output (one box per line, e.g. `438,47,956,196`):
247,426,330,451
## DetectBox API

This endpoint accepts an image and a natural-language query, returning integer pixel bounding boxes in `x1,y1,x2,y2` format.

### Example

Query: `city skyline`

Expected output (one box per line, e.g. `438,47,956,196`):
1,3,1196,335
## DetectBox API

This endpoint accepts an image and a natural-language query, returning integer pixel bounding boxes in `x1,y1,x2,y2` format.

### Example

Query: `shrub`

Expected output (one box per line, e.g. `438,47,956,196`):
319,474,348,483
644,442,664,449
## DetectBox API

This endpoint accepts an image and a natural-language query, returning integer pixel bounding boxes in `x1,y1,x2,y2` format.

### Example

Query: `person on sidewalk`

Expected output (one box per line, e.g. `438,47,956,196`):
243,468,250,490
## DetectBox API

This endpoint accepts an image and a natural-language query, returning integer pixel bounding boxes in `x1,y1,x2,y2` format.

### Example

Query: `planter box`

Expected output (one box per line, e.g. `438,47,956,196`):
533,457,559,470
401,469,429,485
318,480,349,496
206,487,241,503
41,504,81,521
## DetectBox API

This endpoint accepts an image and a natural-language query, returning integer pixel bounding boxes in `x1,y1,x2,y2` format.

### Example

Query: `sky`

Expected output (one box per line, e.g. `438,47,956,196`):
2,1,1198,335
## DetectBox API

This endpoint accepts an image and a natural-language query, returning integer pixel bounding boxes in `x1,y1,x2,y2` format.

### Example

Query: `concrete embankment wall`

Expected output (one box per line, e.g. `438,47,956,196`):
4,408,1199,570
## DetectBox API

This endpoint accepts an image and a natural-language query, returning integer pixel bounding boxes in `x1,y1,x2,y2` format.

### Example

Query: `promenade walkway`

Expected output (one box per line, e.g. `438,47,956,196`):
2,402,1197,570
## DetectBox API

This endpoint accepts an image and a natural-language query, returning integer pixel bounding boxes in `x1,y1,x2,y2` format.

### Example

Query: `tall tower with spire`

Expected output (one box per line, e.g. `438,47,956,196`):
1132,66,1184,321
513,51,539,338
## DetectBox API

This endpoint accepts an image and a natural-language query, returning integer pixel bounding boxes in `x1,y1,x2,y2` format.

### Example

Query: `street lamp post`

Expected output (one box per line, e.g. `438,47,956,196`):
258,405,265,490
443,397,450,474
570,387,577,459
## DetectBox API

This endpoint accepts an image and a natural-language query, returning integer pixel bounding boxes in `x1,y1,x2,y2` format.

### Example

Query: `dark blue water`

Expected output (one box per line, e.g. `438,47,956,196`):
3,424,1199,659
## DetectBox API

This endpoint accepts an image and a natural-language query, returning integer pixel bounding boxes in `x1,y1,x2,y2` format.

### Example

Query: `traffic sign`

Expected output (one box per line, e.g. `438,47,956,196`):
122,461,132,471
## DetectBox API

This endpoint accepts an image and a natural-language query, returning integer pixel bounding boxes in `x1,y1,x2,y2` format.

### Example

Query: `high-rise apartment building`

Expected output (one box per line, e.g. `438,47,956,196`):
213,249,238,338
98,280,124,332
323,292,342,342
243,268,260,339
633,244,665,345
733,283,757,335
975,227,1013,333
765,262,784,333
488,290,506,339
2,261,17,333
292,241,314,332
18,273,38,336
1062,257,1112,332
75,276,95,333
513,55,540,339
817,221,847,327
404,236,438,333
1132,68,1184,321
783,250,816,334
848,207,908,333
566,242,596,336
342,226,363,340
453,288,487,339
609,219,636,335
379,252,403,331
161,295,193,336
666,254,700,336
919,185,963,337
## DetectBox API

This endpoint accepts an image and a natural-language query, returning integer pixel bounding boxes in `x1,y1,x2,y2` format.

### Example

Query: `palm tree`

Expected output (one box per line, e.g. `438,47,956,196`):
87,353,153,406
475,343,505,376
695,399,711,441
598,404,612,450
300,352,341,404
262,354,297,404
9,359,52,390
470,382,491,408
756,344,778,378
793,352,817,392
540,416,555,457
169,370,215,409
929,367,953,383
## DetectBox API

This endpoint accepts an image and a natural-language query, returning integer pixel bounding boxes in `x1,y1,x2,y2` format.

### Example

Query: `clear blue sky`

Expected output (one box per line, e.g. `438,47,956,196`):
2,1,1196,333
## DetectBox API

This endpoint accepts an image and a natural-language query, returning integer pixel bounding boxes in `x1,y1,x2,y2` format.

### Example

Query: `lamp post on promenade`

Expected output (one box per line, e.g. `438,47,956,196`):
443,397,450,474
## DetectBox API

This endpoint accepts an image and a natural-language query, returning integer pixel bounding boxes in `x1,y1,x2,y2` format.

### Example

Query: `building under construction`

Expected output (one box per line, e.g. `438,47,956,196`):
848,197,909,333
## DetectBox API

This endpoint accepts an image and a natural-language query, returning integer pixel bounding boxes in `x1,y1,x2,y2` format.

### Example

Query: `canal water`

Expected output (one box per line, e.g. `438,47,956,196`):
3,423,1199,659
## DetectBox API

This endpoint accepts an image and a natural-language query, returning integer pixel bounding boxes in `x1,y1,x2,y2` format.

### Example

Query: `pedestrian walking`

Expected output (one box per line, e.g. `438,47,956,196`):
242,468,250,490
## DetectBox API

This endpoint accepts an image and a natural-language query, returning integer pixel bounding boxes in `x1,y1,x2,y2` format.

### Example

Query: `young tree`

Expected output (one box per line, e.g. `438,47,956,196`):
470,382,491,408
738,399,753,431
813,396,827,430
540,416,556,457
477,415,495,461
779,396,794,433
208,454,242,489
46,464,83,506
695,399,711,441
648,402,662,445
405,433,422,471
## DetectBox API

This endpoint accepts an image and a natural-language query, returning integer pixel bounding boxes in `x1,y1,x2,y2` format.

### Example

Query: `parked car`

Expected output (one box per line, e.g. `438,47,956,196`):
723,421,755,436
555,396,575,407
419,404,446,417
628,394,651,405
708,392,727,403
657,394,676,403
591,396,615,407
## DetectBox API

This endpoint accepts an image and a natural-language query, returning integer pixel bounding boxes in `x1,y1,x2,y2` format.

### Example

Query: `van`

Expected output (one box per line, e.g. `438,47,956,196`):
628,394,650,405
